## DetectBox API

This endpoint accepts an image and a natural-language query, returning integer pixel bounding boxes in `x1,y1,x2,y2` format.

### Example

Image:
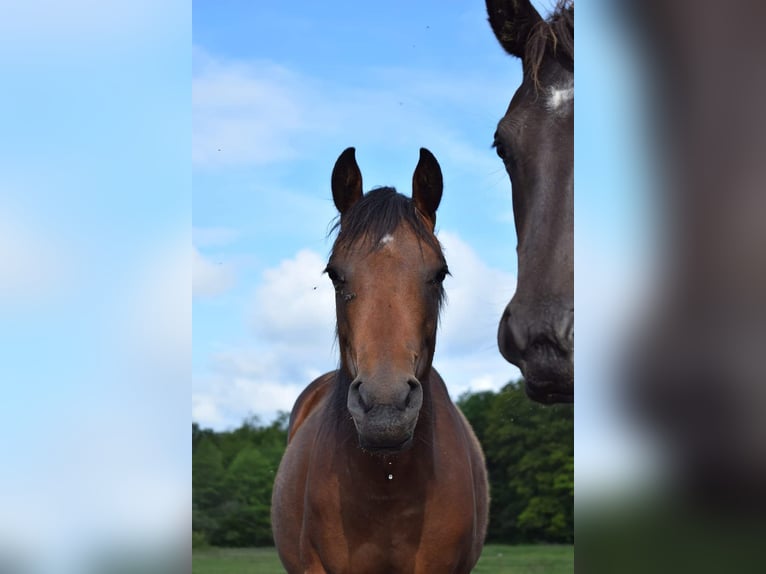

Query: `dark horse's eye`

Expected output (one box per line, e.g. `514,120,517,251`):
492,132,506,159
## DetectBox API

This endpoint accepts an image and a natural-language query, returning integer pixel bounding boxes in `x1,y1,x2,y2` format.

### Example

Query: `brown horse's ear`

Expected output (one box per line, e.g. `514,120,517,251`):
412,148,442,227
331,147,363,215
486,0,543,59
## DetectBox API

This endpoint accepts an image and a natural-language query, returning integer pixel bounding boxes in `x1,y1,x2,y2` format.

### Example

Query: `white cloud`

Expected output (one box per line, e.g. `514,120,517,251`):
193,49,310,168
430,230,523,398
193,245,234,298
192,393,226,428
193,248,337,427
193,373,309,429
192,48,504,176
468,374,502,392
438,231,516,354
251,249,335,341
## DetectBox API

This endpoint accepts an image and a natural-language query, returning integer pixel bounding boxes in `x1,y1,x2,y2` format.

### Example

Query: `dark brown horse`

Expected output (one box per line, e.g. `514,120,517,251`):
486,0,574,404
271,148,488,573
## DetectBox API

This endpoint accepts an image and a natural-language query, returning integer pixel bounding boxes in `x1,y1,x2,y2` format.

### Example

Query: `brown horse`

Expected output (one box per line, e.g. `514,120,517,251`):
271,148,488,573
486,0,574,404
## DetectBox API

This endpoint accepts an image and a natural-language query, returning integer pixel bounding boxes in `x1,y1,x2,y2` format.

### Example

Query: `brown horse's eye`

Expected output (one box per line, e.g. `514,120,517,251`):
429,267,449,285
324,266,345,288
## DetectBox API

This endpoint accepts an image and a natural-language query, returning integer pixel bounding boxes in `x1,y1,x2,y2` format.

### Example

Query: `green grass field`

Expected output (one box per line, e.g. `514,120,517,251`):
192,544,573,573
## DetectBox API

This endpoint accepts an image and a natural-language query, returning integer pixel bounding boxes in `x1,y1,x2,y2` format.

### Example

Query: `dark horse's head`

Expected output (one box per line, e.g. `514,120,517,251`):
487,0,574,404
327,147,447,452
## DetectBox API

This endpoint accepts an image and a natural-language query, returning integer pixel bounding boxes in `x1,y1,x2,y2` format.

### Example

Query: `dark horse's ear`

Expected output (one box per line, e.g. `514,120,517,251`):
486,0,543,59
412,148,442,228
331,147,363,215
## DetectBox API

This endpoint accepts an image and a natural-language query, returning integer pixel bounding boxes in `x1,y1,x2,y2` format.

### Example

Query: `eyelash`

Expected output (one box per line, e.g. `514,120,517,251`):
325,266,356,301
493,130,516,166
429,267,450,285
325,267,343,285
493,140,504,159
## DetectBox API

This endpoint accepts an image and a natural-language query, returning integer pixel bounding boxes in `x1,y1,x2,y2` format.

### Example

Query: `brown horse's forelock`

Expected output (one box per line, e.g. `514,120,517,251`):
526,0,574,89
328,186,447,310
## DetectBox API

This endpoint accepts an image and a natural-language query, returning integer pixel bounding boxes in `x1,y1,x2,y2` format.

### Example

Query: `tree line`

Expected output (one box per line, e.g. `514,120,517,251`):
192,381,573,547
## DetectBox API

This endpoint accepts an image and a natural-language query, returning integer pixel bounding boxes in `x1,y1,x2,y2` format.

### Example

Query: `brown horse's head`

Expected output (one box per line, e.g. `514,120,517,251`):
327,147,447,452
487,0,574,404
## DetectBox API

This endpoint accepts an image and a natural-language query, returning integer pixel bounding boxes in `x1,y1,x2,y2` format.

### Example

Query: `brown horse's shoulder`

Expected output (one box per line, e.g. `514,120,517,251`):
287,371,336,443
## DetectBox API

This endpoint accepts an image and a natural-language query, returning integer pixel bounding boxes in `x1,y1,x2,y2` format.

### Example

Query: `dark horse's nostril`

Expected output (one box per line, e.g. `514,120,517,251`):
555,312,574,350
530,333,553,348
529,332,570,359
508,316,528,352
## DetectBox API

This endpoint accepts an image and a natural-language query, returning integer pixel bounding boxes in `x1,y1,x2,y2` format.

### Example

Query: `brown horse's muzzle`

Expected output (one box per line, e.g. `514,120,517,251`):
498,301,574,404
347,376,423,452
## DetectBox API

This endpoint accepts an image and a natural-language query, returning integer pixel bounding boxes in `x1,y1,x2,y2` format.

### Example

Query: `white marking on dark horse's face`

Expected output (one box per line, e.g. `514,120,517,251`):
547,81,574,111
380,234,394,246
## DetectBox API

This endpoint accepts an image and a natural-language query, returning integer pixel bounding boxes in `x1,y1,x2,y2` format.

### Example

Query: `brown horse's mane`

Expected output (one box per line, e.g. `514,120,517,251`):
526,0,574,88
328,186,447,309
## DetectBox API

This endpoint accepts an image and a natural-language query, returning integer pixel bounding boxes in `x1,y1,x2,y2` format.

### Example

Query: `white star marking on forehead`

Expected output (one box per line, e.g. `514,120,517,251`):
547,82,574,111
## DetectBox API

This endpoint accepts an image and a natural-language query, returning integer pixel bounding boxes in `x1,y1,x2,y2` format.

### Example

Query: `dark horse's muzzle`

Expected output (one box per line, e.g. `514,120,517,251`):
347,376,423,452
498,301,574,404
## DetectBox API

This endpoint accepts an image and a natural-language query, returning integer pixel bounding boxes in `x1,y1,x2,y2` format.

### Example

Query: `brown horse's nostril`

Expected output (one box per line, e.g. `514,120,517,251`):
348,379,372,417
405,379,423,410
348,376,423,420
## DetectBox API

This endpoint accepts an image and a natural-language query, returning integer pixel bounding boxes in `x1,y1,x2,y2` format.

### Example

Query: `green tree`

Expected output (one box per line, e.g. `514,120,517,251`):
458,381,573,544
456,390,495,441
192,435,225,541
192,415,289,547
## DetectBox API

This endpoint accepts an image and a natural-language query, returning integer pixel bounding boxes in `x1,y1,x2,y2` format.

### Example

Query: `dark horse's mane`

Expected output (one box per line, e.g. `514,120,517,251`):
527,0,574,87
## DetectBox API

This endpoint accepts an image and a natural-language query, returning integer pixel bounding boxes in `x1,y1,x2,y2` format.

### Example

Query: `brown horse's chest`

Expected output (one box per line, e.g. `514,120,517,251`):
306,496,457,574
303,481,422,572
302,437,475,573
